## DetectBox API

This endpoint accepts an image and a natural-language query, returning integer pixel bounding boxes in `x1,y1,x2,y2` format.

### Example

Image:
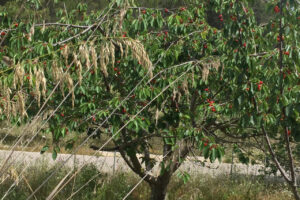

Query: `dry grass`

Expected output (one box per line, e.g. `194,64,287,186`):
0,160,294,200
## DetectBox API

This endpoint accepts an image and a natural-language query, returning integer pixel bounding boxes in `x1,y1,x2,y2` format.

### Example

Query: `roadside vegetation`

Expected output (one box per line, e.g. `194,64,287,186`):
0,161,293,200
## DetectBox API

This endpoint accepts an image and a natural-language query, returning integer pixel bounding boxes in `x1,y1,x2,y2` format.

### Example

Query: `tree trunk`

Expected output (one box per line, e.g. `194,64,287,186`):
150,182,168,200
291,185,300,200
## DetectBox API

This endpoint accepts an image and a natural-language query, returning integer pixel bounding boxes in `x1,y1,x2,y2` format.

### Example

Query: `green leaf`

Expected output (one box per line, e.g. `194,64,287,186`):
40,145,49,154
210,148,216,162
203,146,209,159
52,149,57,160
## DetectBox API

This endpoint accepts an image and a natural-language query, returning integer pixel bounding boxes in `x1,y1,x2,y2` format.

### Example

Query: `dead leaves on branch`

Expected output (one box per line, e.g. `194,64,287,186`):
201,58,220,81
0,37,154,119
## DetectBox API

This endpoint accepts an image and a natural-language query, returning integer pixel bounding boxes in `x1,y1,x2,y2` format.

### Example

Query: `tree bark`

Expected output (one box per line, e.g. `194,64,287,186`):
291,186,300,200
150,180,169,200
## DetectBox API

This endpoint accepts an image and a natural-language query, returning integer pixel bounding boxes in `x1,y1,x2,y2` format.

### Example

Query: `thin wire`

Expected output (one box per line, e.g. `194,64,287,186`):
2,150,109,200
0,0,112,153
6,32,198,198
25,63,195,200
0,60,194,200
0,40,182,197
50,62,196,200
122,134,198,200
122,150,172,200
47,151,109,200
2,16,203,198
0,1,114,176
70,148,173,200
0,1,129,198
1,25,201,175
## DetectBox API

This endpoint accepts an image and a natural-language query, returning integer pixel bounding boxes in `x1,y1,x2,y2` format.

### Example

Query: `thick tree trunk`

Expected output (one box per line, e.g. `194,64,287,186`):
150,182,168,200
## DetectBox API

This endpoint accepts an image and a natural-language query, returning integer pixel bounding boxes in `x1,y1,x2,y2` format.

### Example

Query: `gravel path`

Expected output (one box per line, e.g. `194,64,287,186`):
0,149,268,177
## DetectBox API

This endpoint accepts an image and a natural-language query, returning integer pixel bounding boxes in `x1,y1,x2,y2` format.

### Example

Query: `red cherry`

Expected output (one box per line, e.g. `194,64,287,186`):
141,10,146,14
122,108,126,113
60,113,64,117
274,5,280,13
92,116,96,121
220,18,223,22
258,84,262,91
204,88,209,92
15,23,19,27
246,88,249,91
243,43,246,47
259,81,263,84
164,8,169,13
234,49,238,53
204,143,208,147
203,44,208,49
218,14,223,18
180,7,186,11
284,51,290,56
231,16,237,21
26,76,30,80
287,130,291,136
1,32,6,36
114,67,118,71
277,36,284,42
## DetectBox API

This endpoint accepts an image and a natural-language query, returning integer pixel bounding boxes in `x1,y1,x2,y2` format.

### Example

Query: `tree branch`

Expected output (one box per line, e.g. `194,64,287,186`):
261,126,290,182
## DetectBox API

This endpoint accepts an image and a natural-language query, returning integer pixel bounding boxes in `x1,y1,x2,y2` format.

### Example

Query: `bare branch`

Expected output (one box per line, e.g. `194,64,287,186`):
261,126,290,182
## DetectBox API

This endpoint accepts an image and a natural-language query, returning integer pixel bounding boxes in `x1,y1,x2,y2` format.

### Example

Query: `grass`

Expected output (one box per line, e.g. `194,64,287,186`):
0,160,294,200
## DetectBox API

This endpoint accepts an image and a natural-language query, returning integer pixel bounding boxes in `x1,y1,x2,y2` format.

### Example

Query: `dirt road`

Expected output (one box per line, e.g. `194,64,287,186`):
0,149,268,177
